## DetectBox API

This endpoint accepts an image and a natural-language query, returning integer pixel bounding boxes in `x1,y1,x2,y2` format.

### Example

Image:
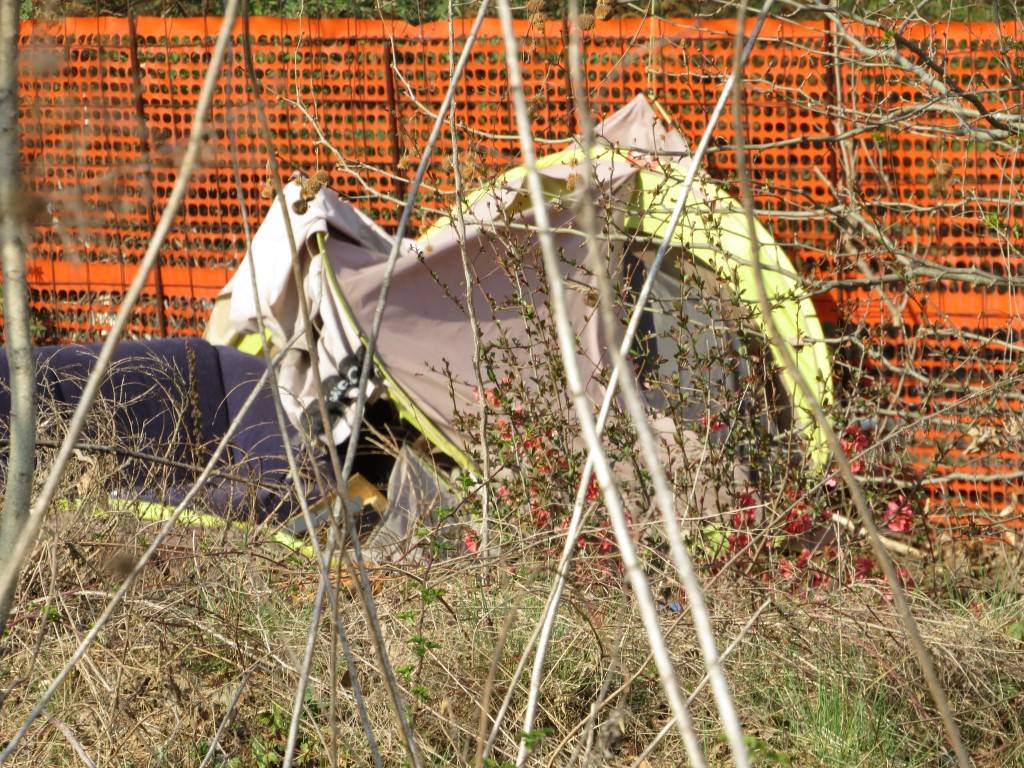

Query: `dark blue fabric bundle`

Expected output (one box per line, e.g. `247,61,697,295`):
0,339,316,523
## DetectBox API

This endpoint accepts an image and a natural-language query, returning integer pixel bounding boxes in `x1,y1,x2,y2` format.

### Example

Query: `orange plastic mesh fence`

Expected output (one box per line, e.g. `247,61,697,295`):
14,17,841,331
12,16,1024,519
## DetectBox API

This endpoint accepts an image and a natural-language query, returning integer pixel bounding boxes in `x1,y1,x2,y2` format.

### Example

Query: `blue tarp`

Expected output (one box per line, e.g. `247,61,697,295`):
0,339,316,523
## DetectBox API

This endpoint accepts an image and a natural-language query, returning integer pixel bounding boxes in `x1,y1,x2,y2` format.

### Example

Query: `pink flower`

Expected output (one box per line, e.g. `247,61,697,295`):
586,478,600,503
784,510,812,535
840,424,870,474
733,493,758,528
728,531,751,552
796,548,812,568
473,386,502,409
883,496,914,533
463,530,479,554
895,565,913,588
842,424,870,452
701,414,727,433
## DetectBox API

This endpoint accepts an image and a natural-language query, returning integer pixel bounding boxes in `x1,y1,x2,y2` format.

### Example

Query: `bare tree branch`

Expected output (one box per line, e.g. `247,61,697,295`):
0,0,36,638
515,8,775,763
729,4,973,765
495,3,717,765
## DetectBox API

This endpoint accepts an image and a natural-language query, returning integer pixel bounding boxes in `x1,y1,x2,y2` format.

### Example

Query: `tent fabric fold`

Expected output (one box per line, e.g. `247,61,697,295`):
209,184,395,445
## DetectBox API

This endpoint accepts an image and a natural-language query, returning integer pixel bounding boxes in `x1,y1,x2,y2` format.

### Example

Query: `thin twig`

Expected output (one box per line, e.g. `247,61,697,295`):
445,0,493,559
41,714,96,768
553,6,750,765
197,668,254,768
473,595,523,768
0,0,36,638
494,4,710,766
629,599,773,768
514,7,776,765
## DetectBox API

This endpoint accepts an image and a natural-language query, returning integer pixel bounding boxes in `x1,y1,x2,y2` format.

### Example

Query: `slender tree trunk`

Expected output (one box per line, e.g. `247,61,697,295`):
0,0,36,637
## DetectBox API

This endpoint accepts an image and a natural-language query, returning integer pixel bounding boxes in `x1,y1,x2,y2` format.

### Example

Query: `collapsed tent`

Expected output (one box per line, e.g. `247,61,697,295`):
210,95,831,474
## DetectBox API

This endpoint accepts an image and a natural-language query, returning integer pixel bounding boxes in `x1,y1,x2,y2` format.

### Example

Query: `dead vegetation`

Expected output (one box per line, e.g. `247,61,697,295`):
1,488,1022,767
0,375,1020,766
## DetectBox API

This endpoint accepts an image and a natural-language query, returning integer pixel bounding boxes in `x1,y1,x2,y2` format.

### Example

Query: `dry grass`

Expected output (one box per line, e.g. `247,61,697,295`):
1,302,1022,768
1,486,1022,767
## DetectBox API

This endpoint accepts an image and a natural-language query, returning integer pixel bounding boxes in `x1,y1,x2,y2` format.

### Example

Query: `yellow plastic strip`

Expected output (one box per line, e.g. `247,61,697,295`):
65,496,319,559
632,165,832,463
235,329,272,356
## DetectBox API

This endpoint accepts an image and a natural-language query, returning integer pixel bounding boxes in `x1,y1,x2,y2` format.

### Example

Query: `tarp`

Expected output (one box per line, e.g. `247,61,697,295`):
0,339,316,523
213,184,396,446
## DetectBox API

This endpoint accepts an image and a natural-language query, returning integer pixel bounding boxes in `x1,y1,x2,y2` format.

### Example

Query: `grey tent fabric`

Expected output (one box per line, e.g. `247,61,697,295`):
315,96,743,456
593,93,693,157
323,202,619,452
213,95,761,522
